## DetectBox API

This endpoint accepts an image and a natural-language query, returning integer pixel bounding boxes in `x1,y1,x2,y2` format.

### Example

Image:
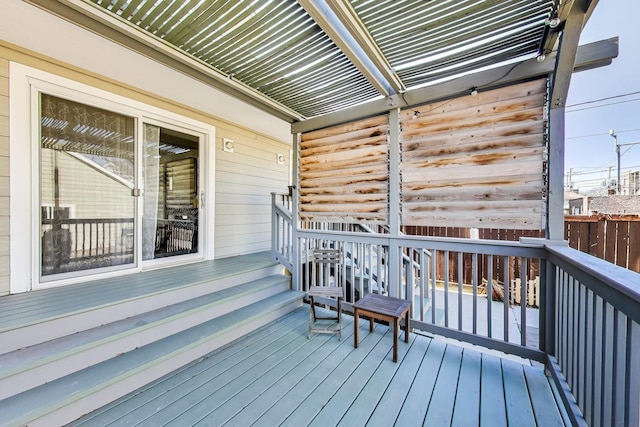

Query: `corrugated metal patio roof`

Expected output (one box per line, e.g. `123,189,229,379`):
82,0,559,119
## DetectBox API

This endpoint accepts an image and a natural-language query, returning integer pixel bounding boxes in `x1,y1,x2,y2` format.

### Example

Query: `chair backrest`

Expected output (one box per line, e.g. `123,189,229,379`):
312,248,342,287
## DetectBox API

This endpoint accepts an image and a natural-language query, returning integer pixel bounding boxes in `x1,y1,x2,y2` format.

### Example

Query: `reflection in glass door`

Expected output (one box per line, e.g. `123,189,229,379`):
39,94,136,278
142,124,199,261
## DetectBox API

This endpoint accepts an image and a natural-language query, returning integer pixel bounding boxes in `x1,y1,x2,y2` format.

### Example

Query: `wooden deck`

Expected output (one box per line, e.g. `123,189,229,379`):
0,251,277,331
71,307,569,427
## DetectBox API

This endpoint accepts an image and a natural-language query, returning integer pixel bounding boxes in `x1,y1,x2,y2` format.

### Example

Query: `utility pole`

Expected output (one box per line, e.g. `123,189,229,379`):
609,129,640,195
609,129,620,193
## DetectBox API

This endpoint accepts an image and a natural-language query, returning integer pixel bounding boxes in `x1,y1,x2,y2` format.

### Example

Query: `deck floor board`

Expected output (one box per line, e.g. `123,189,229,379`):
70,307,569,427
503,358,537,426
423,344,463,426
451,347,482,427
364,336,431,427
223,317,359,426
480,353,508,427
74,310,308,426
394,338,447,425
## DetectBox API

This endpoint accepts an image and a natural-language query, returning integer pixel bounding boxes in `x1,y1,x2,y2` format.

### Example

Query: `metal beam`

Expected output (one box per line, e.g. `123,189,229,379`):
297,0,400,97
541,0,599,59
549,0,589,109
547,1,591,241
547,107,566,240
25,0,305,122
388,108,401,236
292,37,618,134
325,0,405,94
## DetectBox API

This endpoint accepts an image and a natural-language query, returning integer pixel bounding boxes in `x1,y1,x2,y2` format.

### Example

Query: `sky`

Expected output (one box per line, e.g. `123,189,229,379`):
565,0,640,193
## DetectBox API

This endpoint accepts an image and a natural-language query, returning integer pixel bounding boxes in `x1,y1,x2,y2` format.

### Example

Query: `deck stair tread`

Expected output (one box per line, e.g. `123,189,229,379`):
0,251,277,330
0,274,290,390
0,290,303,427
0,253,281,355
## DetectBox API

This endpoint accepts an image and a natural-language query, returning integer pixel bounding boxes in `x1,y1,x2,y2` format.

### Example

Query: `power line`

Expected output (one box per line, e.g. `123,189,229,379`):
568,164,640,174
566,90,640,108
566,98,640,113
566,128,640,140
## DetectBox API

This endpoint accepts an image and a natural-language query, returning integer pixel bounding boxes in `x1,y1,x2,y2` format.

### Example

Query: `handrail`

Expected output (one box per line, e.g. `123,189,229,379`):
546,243,640,320
297,228,547,257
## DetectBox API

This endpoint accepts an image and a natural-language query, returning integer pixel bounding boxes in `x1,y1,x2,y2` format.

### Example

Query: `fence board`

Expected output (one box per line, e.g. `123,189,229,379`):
403,215,640,300
629,222,640,272
605,220,618,265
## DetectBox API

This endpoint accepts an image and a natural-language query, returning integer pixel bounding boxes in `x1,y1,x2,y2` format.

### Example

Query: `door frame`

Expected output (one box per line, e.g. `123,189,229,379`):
9,63,216,293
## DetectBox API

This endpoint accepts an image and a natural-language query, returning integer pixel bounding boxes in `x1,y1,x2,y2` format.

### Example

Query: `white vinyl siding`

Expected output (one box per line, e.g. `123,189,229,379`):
215,130,290,257
40,151,132,219
0,57,8,295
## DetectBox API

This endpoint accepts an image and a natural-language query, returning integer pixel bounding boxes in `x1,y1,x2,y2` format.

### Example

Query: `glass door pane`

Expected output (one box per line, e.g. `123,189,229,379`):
142,125,199,261
39,94,136,278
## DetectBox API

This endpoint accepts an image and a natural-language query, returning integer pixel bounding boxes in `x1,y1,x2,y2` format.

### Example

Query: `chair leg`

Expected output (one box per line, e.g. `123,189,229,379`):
310,296,317,322
337,297,342,340
308,296,314,339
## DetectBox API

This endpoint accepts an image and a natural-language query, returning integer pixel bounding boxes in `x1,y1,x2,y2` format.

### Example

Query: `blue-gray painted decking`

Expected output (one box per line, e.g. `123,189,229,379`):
71,307,569,427
0,251,277,330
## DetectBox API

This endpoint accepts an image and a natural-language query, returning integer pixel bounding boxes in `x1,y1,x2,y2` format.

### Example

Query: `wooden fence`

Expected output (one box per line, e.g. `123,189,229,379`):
403,216,640,306
403,226,543,288
564,215,640,273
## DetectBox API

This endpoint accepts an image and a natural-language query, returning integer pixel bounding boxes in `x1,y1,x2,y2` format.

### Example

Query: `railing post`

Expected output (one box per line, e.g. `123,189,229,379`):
543,255,556,356
388,108,401,298
291,132,301,292
271,193,277,262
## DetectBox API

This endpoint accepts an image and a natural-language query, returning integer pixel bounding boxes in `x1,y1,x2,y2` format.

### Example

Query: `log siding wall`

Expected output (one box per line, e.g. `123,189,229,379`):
299,79,548,232
300,115,389,223
400,79,548,229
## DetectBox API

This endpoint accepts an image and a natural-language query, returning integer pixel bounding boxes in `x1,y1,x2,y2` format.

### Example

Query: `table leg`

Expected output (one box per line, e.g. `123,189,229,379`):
393,318,399,362
354,308,359,349
369,316,374,332
405,310,410,343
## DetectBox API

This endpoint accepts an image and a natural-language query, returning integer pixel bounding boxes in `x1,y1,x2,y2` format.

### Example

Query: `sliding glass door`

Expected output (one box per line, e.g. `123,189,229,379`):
40,94,136,278
39,94,202,281
142,124,200,262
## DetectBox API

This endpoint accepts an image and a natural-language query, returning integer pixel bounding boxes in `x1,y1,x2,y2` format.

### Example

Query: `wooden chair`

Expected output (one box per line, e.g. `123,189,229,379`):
308,248,343,340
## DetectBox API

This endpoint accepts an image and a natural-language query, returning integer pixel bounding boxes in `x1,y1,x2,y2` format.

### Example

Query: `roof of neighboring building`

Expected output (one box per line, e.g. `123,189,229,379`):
589,196,640,215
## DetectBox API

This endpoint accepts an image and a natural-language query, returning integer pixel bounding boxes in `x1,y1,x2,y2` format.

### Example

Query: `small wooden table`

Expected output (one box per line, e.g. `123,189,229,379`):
352,294,411,362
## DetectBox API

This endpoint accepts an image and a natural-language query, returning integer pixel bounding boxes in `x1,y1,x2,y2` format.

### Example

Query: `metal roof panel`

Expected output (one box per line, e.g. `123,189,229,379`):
86,0,557,118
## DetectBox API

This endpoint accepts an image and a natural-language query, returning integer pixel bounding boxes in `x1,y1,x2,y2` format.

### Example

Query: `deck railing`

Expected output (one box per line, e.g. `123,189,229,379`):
545,245,640,427
271,194,640,426
42,218,134,261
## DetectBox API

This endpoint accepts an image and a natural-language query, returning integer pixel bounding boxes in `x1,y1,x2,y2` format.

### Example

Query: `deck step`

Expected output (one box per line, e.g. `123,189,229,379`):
0,252,281,354
0,290,304,427
0,274,291,401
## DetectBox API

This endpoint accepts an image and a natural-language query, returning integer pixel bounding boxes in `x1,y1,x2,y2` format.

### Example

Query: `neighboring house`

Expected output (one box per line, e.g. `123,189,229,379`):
568,194,640,216
588,195,640,215
564,191,586,215
621,170,640,195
